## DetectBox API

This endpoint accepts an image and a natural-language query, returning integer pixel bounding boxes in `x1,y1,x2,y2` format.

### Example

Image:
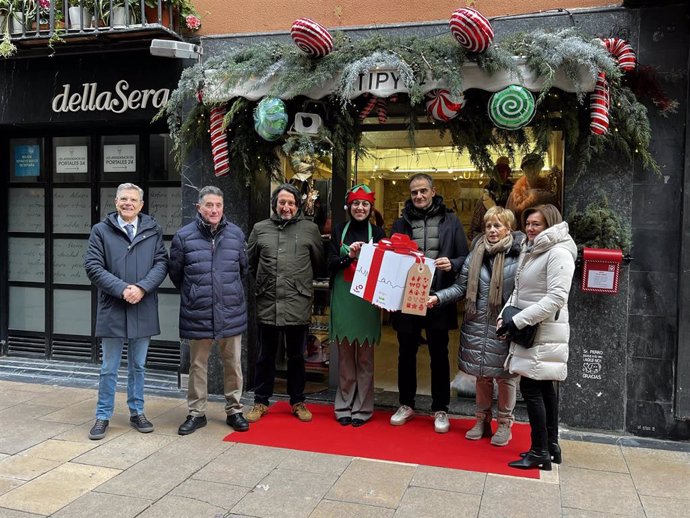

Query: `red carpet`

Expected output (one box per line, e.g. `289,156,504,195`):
224,401,539,479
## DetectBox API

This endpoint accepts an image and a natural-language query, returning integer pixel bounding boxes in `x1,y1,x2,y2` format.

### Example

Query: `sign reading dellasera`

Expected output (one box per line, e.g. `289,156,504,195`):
52,80,170,114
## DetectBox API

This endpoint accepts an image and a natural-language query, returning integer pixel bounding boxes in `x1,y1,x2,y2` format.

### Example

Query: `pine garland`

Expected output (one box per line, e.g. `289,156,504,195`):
157,27,659,181
567,197,632,253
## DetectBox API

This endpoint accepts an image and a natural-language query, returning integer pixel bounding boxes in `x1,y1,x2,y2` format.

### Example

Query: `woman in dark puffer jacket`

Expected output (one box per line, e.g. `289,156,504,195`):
428,207,524,446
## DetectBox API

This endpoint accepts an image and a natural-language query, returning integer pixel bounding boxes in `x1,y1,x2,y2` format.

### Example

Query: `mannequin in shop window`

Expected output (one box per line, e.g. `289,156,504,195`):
469,156,514,240
506,154,558,229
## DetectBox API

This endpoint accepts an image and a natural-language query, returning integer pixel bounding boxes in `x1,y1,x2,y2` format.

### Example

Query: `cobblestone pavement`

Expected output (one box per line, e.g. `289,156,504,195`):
0,379,689,517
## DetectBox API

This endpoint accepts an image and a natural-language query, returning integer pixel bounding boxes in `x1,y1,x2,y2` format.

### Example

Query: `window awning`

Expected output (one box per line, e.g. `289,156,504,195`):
203,59,597,104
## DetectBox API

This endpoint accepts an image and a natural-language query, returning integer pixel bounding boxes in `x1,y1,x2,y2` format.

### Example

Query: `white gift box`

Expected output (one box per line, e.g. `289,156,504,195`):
350,241,436,311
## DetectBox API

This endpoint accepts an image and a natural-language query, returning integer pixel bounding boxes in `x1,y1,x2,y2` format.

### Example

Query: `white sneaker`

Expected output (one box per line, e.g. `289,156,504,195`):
390,405,414,425
434,411,450,433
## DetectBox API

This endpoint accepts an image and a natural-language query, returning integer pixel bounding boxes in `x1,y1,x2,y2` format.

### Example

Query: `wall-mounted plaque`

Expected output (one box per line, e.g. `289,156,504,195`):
53,189,92,233
53,239,89,285
9,188,45,233
103,143,136,172
149,187,183,235
55,145,88,173
14,144,41,177
9,237,45,282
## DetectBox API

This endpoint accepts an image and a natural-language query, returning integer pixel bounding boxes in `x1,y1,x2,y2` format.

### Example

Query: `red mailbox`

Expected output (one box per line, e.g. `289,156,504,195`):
581,248,623,294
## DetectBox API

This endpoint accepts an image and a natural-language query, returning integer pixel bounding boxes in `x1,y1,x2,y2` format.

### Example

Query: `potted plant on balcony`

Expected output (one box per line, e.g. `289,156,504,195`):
0,0,17,57
67,0,94,30
32,0,65,31
144,0,173,28
94,0,140,27
176,0,199,33
10,0,34,33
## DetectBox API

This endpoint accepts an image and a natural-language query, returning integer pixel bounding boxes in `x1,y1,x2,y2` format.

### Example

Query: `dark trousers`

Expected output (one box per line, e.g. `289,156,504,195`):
519,376,559,451
397,329,450,412
254,324,307,406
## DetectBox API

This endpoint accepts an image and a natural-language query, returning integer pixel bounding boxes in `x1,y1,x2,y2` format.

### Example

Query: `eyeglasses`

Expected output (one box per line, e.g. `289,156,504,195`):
117,196,141,203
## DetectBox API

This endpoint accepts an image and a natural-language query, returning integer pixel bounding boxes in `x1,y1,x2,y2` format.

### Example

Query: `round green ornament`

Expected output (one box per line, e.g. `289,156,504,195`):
488,85,535,130
254,97,288,141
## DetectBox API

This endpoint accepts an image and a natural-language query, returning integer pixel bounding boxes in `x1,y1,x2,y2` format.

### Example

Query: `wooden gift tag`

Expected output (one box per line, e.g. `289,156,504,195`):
401,261,433,316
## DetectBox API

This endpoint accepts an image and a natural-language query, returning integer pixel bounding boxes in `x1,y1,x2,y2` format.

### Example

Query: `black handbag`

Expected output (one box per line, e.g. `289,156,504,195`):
500,305,539,348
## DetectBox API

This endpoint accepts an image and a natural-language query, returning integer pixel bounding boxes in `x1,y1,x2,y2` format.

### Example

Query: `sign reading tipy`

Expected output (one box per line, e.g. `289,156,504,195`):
353,70,440,98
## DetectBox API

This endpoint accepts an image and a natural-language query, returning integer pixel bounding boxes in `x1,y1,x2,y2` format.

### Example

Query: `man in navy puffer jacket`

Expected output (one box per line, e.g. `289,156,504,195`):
169,186,249,435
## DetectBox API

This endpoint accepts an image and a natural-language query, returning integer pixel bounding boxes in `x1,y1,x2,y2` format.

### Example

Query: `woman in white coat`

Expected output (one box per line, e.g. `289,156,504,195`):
497,204,576,471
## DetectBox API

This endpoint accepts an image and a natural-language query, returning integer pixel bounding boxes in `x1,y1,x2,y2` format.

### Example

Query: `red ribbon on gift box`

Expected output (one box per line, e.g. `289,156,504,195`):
362,233,424,302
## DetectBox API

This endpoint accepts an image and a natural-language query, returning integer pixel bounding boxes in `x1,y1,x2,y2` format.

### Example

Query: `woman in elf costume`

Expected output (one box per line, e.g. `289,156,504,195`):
328,184,385,427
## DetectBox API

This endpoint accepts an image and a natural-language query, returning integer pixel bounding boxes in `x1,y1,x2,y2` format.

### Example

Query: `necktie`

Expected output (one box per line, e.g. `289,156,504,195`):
125,224,135,241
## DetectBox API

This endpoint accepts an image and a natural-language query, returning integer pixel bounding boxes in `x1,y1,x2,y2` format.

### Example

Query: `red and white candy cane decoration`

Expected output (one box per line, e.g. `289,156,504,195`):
209,106,230,177
590,72,610,135
290,18,334,58
601,38,636,72
359,93,398,123
449,8,494,53
425,89,466,121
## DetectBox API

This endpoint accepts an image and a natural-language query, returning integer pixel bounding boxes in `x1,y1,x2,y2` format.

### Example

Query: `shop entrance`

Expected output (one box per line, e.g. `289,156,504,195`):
2,131,181,371
267,123,564,404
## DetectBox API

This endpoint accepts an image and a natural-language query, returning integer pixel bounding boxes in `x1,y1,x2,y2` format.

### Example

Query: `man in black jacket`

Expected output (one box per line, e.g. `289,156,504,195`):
390,174,469,433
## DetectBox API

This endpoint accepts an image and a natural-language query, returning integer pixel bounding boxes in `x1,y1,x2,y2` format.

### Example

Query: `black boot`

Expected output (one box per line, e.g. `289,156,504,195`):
509,449,552,471
519,442,562,464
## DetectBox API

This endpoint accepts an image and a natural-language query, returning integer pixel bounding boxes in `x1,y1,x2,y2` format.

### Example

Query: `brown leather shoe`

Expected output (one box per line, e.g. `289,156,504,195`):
292,402,312,422
246,403,269,423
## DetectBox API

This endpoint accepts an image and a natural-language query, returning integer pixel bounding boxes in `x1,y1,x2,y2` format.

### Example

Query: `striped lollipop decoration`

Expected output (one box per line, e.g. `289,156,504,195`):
488,85,536,130
290,18,334,58
590,72,610,135
601,38,636,72
209,105,230,178
425,89,466,121
449,8,494,53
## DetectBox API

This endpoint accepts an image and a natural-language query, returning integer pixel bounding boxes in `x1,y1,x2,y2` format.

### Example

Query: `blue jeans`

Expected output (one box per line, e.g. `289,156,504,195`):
96,337,150,420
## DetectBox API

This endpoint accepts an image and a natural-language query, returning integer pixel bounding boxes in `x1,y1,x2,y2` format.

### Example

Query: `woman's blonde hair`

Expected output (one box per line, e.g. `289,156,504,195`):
523,204,563,230
484,206,516,230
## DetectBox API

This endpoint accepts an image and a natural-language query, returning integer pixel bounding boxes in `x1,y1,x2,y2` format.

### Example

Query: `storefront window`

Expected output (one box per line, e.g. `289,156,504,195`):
99,187,118,220
9,188,45,232
100,135,140,182
157,294,181,342
53,137,90,183
9,237,45,283
148,187,182,235
9,287,45,332
53,188,92,233
10,138,44,183
53,290,91,335
149,134,180,181
53,239,90,285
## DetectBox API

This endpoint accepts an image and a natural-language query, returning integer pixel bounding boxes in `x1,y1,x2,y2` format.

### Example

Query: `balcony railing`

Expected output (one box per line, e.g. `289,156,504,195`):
0,1,182,45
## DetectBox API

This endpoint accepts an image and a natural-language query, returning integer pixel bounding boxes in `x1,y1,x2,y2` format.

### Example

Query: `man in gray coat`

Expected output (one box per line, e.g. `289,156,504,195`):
84,183,168,440
169,186,250,435
245,183,324,423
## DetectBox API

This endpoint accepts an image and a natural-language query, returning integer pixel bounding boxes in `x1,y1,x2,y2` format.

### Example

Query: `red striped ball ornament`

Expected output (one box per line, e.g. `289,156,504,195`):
425,89,465,121
602,38,636,72
590,72,610,135
449,8,494,53
290,18,334,58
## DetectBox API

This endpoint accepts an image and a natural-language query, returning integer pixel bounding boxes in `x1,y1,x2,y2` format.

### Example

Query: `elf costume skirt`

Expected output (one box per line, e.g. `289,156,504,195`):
329,270,381,346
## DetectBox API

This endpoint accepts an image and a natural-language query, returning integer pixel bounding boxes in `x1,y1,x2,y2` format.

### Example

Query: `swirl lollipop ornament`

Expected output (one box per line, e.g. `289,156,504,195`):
488,85,536,130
